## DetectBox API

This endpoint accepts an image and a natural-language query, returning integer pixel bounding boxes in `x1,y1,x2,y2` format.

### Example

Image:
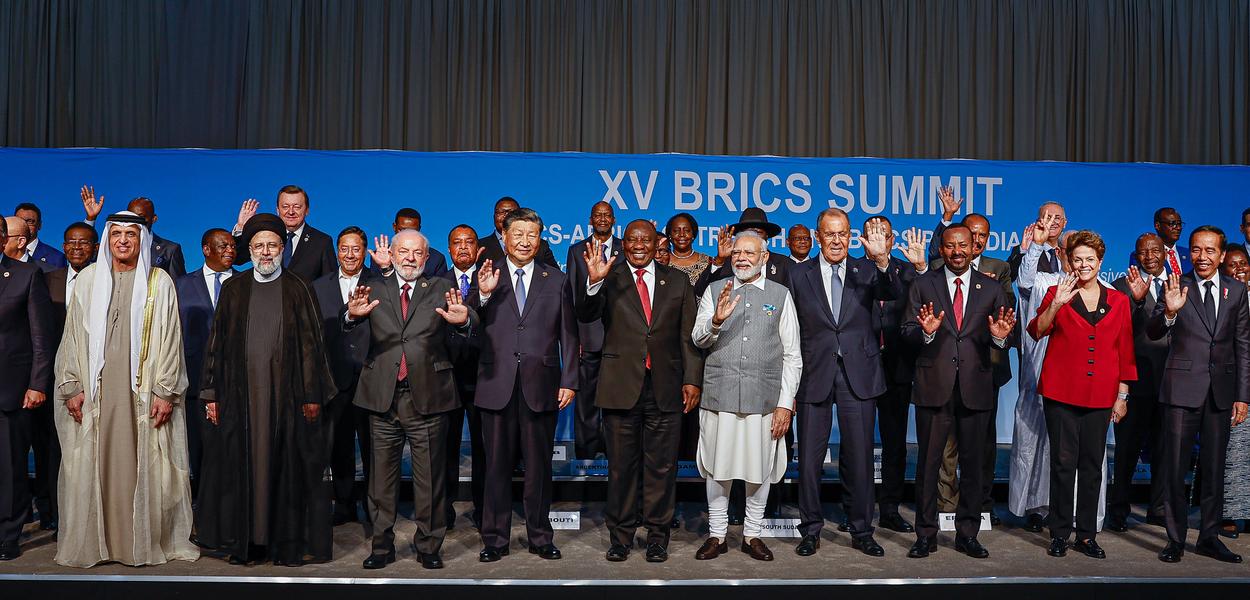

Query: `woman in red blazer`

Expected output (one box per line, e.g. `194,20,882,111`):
1028,230,1137,560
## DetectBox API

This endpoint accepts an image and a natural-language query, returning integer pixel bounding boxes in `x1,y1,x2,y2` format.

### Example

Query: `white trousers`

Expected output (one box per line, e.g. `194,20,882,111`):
707,478,771,539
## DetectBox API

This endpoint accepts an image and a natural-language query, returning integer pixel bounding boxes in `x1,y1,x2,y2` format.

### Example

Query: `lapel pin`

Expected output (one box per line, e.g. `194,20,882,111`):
763,303,777,316
1224,288,1229,300
1099,307,1106,314
541,271,549,278
851,266,859,273
420,281,428,288
155,245,162,251
975,283,982,290
659,279,666,286
2,272,8,278
770,265,777,275
40,257,46,262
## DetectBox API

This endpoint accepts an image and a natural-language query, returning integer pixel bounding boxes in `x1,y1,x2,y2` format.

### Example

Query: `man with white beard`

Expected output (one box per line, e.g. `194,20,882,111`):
691,231,802,561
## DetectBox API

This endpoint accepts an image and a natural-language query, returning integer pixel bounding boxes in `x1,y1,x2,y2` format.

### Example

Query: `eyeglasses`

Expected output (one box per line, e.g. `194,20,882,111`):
250,242,282,252
64,240,94,248
1158,220,1184,228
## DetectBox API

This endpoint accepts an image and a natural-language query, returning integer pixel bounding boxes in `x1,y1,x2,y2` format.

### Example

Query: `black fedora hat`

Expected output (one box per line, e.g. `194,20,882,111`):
731,207,782,238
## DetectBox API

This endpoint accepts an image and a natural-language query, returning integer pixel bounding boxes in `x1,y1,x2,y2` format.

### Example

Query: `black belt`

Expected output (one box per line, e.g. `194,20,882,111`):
395,379,411,392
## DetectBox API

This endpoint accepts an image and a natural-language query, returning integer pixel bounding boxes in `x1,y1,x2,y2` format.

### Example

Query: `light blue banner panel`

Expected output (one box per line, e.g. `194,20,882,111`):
4,148,1248,443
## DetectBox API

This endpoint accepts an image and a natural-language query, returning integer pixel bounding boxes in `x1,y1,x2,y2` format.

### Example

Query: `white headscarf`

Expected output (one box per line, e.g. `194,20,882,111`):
85,211,153,401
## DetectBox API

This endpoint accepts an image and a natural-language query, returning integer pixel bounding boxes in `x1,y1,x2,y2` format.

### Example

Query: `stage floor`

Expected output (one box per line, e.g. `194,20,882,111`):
3,501,1247,582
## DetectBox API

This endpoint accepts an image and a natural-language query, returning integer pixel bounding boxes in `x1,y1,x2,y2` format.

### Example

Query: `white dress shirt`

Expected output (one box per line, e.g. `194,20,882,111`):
65,264,82,299
286,223,306,256
337,268,361,304
24,237,42,261
453,264,477,294
922,266,1007,347
203,266,234,307
586,260,655,306
691,275,802,411
817,252,847,310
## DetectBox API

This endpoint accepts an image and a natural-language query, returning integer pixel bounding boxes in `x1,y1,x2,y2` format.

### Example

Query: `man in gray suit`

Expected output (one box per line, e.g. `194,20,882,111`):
345,229,478,570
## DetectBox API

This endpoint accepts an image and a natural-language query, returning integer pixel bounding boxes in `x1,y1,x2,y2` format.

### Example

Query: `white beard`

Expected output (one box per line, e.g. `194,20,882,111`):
733,262,763,281
252,252,279,276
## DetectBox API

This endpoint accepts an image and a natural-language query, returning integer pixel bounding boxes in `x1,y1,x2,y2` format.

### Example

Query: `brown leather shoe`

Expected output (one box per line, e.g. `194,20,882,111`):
741,538,774,561
696,537,728,560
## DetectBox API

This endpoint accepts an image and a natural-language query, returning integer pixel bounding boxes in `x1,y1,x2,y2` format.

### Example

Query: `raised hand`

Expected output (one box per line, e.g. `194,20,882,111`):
81,185,104,220
1032,215,1052,246
557,388,575,410
235,198,259,230
1052,275,1079,306
917,302,945,335
583,237,612,284
477,258,501,295
1125,265,1149,302
1020,223,1036,252
859,218,892,266
715,225,735,263
437,288,470,325
1162,273,1188,317
902,227,927,270
988,307,1017,339
369,234,392,270
150,396,173,428
939,186,963,220
712,281,741,326
346,285,380,319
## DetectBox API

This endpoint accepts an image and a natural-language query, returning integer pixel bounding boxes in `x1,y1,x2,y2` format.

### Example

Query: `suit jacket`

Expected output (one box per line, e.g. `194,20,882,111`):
699,252,792,297
874,256,921,385
0,255,53,410
565,236,625,353
1130,244,1191,277
469,263,579,412
440,271,482,393
1147,273,1250,410
44,267,69,340
477,230,559,270
1112,275,1171,396
175,268,238,399
788,255,903,402
901,268,1010,410
234,223,336,284
28,240,65,272
312,271,371,393
151,233,187,278
576,262,704,412
929,254,1016,387
347,274,479,415
1029,285,1137,409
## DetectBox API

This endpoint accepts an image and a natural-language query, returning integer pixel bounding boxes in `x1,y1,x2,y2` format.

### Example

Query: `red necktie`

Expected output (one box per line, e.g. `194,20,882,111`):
1167,248,1181,275
952,278,964,330
398,283,411,381
636,269,652,369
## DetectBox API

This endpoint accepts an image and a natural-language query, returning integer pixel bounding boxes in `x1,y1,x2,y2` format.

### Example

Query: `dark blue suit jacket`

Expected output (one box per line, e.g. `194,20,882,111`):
311,270,371,393
1147,273,1250,409
468,262,579,412
0,256,53,410
151,234,187,278
788,255,903,403
29,240,66,272
565,236,625,353
175,268,236,399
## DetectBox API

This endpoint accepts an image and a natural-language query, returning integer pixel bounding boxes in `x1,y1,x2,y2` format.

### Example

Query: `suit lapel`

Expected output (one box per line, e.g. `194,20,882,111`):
1185,276,1214,335
1213,275,1234,336
520,265,548,322
932,271,959,335
805,264,836,327
649,266,674,332
380,274,404,326
194,270,212,308
0,256,12,296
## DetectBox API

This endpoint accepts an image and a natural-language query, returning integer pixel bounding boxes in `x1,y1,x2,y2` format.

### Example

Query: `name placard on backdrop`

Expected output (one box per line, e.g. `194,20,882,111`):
549,512,581,530
939,513,993,532
759,519,803,538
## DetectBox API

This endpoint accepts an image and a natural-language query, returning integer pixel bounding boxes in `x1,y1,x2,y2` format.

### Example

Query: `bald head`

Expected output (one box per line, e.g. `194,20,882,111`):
127,197,157,227
2,216,28,260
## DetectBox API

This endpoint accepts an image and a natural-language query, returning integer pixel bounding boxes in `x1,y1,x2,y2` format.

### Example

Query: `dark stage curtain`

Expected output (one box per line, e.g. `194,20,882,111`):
1,0,1247,163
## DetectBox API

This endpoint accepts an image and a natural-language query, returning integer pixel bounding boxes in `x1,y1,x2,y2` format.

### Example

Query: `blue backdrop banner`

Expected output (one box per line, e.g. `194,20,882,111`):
3,148,1248,443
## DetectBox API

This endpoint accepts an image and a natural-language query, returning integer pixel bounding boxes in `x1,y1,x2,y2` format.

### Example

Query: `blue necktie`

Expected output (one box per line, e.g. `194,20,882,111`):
212,271,223,308
460,273,470,297
282,231,294,267
1154,277,1164,301
514,268,527,313
603,243,610,262
829,263,843,324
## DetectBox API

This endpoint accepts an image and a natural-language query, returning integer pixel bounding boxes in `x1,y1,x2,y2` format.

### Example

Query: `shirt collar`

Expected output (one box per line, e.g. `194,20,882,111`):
1198,271,1220,287
26,238,39,253
338,268,360,280
204,265,230,276
733,273,768,291
287,223,306,240
944,266,971,285
396,271,420,289
454,264,476,280
505,257,536,278
626,260,657,277
818,252,846,270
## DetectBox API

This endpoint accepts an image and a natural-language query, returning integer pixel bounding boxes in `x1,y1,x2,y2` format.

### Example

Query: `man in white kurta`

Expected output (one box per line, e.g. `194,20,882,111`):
691,232,801,561
53,212,196,567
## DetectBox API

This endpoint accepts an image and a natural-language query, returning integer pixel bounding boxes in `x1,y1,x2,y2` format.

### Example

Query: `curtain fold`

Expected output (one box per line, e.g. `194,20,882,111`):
1,0,1246,163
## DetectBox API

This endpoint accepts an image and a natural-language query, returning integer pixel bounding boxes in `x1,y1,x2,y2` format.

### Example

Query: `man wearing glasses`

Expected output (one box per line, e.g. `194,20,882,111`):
1132,207,1190,276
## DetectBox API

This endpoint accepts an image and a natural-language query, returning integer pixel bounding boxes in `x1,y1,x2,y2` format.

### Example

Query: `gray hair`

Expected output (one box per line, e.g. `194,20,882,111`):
393,228,428,249
732,230,769,252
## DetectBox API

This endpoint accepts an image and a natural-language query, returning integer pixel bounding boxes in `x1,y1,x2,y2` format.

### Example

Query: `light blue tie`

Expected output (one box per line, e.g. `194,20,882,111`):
212,272,223,308
460,273,470,297
514,268,527,313
829,263,843,324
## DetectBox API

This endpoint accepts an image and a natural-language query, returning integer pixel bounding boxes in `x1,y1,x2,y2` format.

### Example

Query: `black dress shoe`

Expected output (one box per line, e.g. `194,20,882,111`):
852,535,885,557
1158,541,1185,563
908,537,936,559
0,544,21,561
1047,537,1068,557
1105,515,1128,533
529,543,562,560
417,552,444,569
478,545,509,562
989,512,1002,527
955,536,989,559
362,550,396,569
878,513,915,533
1195,539,1243,563
837,516,850,532
606,543,630,562
1219,522,1241,539
1024,514,1045,533
644,543,668,563
795,534,820,556
1074,538,1105,559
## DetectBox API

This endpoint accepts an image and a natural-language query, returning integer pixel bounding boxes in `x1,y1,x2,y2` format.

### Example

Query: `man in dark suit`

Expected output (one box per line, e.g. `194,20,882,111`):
80,187,187,277
13,203,65,271
565,201,624,459
174,228,237,483
928,209,1015,525
0,218,53,561
1148,225,1250,564
392,208,449,279
441,224,487,529
478,196,558,269
1107,233,1170,531
579,220,703,563
787,224,813,263
311,226,372,525
470,207,578,562
344,229,478,570
902,224,1016,559
1131,207,1192,276
230,186,336,283
788,210,903,558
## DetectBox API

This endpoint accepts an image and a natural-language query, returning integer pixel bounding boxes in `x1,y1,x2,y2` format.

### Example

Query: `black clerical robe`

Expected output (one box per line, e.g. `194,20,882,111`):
191,271,337,564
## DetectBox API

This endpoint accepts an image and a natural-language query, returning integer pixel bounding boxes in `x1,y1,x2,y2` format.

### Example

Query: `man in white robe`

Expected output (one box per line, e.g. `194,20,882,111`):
691,232,801,561
53,211,196,567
